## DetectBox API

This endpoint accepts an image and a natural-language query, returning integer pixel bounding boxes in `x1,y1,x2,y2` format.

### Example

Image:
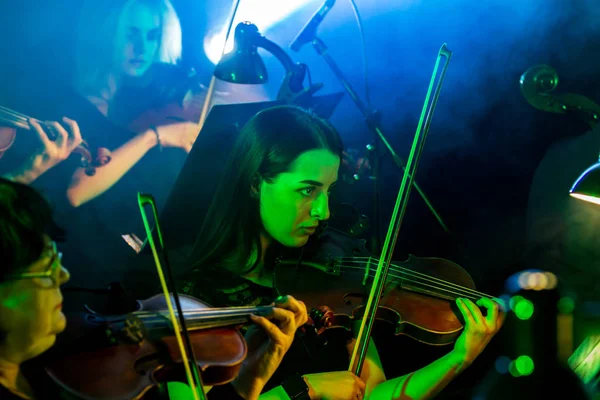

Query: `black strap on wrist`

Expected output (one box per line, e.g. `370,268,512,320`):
281,373,311,400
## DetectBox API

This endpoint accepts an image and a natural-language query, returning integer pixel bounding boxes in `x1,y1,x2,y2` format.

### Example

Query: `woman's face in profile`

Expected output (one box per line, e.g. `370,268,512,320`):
0,237,70,363
114,1,162,78
259,149,340,248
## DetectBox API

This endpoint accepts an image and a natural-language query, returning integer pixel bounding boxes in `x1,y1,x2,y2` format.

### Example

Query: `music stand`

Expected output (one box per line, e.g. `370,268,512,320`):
151,92,344,253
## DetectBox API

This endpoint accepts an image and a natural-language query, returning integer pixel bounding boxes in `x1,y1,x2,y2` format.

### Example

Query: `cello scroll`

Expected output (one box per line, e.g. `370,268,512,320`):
520,65,600,127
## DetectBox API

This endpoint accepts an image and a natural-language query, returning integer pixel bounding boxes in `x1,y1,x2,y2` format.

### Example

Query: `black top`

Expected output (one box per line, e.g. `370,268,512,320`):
0,355,65,400
179,259,353,396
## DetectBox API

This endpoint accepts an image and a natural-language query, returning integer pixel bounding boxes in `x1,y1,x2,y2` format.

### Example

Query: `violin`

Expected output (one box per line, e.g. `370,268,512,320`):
122,64,209,137
520,65,600,128
45,293,273,400
274,228,498,345
0,105,111,176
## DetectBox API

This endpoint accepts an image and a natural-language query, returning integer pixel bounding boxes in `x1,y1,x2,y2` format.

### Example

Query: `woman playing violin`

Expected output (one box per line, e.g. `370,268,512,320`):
16,0,270,294
179,105,505,399
65,0,269,207
0,177,310,400
64,0,198,208
13,0,206,294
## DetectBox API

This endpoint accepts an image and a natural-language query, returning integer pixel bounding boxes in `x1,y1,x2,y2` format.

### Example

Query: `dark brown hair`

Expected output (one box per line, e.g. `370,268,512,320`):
186,105,343,278
0,178,61,281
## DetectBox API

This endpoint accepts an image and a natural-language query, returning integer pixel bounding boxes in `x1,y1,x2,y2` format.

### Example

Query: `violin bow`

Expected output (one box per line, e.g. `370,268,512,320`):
348,44,454,376
138,193,207,400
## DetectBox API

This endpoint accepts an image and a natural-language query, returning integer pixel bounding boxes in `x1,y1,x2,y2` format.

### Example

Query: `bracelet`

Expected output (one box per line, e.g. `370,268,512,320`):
150,125,163,152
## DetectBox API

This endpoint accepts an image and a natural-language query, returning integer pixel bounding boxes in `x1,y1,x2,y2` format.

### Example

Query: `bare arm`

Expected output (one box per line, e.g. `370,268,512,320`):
66,129,156,207
368,297,504,400
257,338,380,400
367,349,469,400
66,119,200,207
3,160,44,184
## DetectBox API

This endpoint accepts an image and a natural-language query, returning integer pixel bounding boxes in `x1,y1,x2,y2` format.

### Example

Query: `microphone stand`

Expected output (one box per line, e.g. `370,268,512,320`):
311,36,450,252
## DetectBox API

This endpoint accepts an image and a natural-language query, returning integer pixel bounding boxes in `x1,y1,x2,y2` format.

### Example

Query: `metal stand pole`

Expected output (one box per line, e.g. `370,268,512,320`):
311,37,450,250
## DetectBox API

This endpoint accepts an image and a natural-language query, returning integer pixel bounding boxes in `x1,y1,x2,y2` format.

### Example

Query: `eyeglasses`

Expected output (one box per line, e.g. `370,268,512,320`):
8,242,65,288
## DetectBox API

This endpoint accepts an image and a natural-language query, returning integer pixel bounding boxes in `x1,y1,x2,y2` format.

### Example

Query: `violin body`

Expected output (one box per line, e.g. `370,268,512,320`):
0,126,17,159
46,294,248,400
274,229,477,346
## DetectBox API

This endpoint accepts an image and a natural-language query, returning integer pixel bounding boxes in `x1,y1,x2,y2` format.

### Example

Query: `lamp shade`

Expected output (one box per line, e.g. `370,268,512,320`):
570,162,600,205
214,22,268,84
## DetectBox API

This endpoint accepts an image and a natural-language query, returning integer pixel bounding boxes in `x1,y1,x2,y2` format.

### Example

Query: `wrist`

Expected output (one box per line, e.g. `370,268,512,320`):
447,349,473,373
141,129,159,151
11,157,42,184
150,125,163,152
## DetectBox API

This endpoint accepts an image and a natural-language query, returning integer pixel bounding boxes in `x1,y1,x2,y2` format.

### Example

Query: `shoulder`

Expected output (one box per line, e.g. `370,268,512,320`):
19,356,64,399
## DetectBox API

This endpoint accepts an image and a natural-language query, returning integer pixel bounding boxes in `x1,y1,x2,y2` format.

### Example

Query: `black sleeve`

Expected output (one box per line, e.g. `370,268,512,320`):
207,383,246,400
0,384,27,400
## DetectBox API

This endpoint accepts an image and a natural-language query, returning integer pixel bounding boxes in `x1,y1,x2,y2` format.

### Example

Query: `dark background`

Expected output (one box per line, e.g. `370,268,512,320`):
1,0,598,396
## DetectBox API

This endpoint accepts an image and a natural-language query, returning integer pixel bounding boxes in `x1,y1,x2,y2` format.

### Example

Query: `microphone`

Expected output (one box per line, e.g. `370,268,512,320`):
290,0,336,52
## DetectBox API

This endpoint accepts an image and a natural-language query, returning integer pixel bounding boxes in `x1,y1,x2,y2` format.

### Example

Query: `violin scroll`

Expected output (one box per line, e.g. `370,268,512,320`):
309,306,335,334
520,64,600,127
519,65,562,113
79,143,112,176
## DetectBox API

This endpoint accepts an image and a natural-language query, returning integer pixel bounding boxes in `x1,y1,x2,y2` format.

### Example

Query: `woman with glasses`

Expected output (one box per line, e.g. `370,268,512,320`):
0,178,71,399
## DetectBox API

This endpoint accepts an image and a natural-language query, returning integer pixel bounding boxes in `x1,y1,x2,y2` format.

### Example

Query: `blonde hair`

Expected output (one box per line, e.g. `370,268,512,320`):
74,0,182,95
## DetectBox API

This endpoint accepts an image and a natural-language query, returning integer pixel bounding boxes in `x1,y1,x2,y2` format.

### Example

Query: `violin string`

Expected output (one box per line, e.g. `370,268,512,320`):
137,305,276,332
339,256,495,299
338,258,497,301
345,259,496,300
133,305,272,319
0,106,33,129
140,315,252,331
0,112,30,129
339,264,481,301
0,106,31,121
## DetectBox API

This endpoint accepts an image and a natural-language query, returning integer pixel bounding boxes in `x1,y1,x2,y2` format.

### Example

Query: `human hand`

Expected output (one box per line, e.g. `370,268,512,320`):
303,371,366,400
232,295,307,400
155,121,200,153
24,117,83,182
452,297,505,365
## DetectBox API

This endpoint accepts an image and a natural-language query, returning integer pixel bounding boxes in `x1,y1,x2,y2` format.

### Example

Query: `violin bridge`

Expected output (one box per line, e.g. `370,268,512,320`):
361,258,372,286
300,260,340,275
117,316,146,344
